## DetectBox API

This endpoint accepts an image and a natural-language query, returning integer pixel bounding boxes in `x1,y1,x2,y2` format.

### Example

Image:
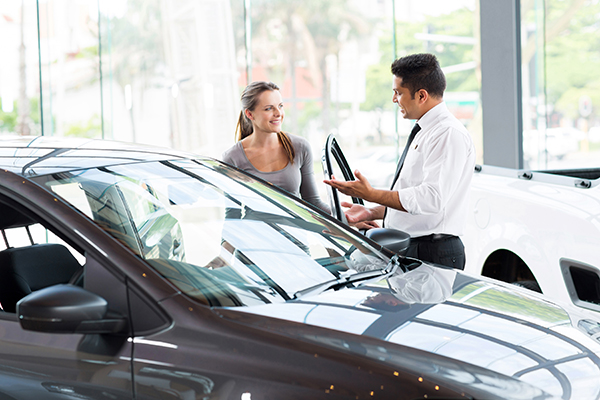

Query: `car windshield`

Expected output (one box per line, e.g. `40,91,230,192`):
34,159,389,307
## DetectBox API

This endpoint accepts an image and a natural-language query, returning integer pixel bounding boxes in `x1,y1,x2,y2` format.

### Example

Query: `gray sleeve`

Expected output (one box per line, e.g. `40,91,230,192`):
221,143,242,167
296,138,331,214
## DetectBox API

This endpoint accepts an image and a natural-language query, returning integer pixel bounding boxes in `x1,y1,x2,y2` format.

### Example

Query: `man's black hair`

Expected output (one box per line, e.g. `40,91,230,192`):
391,53,446,98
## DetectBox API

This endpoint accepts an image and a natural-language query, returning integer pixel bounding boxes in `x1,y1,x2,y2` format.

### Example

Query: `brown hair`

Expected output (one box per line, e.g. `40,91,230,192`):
235,81,295,163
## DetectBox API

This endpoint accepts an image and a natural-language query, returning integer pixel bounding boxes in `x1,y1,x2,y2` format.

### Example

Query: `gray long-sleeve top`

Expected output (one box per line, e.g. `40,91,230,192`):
221,134,331,213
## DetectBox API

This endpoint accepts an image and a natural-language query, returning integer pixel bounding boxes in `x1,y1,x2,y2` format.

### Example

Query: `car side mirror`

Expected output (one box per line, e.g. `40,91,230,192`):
366,228,411,255
17,284,127,335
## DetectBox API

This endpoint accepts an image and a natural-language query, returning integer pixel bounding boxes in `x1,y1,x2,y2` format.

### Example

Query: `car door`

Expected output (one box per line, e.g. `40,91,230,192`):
321,134,364,224
0,188,136,398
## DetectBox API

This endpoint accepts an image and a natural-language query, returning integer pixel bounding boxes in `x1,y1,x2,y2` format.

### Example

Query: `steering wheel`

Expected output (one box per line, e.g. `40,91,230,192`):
321,134,364,225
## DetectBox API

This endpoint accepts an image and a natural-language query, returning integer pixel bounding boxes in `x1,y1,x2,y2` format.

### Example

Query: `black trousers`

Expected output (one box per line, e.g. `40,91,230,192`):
405,234,465,270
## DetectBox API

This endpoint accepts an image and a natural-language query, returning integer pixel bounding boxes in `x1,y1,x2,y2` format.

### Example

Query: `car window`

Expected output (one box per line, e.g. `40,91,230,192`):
51,182,94,218
0,204,85,313
38,159,390,308
0,222,85,266
119,182,160,230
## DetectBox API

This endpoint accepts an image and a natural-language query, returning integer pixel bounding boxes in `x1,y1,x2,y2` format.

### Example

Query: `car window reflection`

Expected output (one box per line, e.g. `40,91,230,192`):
37,160,388,308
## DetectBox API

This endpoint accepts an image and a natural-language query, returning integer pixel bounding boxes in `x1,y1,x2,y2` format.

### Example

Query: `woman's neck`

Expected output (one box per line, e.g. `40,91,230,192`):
244,130,280,148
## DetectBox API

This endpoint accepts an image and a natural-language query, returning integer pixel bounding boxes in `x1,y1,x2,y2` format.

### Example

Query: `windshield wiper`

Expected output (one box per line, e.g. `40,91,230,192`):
292,254,402,299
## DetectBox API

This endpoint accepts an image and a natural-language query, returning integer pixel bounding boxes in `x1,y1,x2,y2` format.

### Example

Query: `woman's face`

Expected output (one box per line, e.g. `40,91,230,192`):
246,90,284,135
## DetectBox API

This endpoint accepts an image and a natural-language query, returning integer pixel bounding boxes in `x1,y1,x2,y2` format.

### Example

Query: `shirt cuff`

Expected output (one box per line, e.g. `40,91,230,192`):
398,187,420,215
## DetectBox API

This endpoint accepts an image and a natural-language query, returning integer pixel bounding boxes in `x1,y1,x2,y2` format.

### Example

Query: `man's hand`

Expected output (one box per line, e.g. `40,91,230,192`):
354,220,380,230
340,201,373,224
343,202,380,230
323,170,374,201
325,171,403,217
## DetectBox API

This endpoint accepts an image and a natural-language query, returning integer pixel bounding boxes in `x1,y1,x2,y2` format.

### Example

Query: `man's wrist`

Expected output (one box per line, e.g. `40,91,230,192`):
368,205,386,220
370,189,392,207
371,190,405,213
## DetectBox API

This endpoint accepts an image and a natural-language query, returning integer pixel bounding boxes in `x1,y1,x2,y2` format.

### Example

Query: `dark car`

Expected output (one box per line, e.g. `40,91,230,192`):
0,136,599,399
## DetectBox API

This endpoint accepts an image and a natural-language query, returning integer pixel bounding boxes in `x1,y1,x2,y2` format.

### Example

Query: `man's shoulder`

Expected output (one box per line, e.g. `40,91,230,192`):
427,109,474,150
438,112,468,132
428,104,468,133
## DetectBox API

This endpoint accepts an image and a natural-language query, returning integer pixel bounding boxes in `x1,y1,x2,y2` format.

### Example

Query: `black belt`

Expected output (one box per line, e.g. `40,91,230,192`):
410,233,458,242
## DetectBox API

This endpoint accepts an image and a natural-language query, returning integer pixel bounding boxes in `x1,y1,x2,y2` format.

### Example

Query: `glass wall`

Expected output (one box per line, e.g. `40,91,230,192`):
1,0,239,156
97,0,239,153
231,0,480,188
38,0,102,139
521,0,600,169
0,0,41,136
2,0,596,176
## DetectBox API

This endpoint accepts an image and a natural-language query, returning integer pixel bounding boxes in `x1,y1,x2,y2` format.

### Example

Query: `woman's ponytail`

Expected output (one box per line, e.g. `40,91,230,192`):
277,131,295,164
235,110,253,141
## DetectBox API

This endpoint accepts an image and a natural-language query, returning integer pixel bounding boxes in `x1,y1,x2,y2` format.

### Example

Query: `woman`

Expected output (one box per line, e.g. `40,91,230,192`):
222,81,330,213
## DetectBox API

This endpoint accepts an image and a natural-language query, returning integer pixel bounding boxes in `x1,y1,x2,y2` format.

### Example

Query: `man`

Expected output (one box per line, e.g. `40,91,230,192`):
324,53,475,269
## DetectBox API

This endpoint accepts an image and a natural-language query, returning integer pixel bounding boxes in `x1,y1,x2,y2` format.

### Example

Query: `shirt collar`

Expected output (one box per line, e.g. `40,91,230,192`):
416,101,447,132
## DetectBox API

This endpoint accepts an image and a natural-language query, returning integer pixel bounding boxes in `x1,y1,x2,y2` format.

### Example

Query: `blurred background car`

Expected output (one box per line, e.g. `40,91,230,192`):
351,146,398,189
523,127,585,168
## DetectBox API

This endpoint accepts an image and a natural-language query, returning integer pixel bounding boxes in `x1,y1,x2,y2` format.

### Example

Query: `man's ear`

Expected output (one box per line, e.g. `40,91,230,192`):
244,109,253,120
418,89,428,103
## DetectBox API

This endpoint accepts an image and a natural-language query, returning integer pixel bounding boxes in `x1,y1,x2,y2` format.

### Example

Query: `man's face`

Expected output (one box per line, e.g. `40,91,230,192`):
392,76,421,120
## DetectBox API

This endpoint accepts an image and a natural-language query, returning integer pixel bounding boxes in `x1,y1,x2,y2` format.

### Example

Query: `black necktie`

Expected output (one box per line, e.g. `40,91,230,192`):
383,123,420,227
390,123,421,189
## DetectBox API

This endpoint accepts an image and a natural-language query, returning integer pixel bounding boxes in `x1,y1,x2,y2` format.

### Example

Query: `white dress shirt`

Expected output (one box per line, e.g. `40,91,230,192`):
384,102,475,237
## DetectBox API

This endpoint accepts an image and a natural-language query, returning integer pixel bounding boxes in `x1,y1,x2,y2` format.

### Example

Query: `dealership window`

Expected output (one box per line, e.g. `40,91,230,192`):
234,0,481,188
0,0,479,178
1,1,597,172
0,1,42,136
521,0,600,169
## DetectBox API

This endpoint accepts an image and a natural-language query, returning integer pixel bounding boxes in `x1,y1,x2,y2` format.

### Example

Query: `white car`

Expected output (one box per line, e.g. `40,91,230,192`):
463,164,600,313
323,134,600,316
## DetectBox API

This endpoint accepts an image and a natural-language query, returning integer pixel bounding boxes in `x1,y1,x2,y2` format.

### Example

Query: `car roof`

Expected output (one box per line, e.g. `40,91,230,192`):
0,136,205,176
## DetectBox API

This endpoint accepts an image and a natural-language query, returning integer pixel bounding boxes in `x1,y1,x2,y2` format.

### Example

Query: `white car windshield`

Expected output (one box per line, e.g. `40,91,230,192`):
35,159,389,307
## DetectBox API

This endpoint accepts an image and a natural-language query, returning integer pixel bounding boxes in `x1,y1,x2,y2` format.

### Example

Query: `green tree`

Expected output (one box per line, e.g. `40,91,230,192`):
247,0,372,136
0,98,40,134
363,63,394,112
64,114,102,138
0,102,18,133
545,1,600,121
102,0,165,140
362,6,478,113
522,0,598,122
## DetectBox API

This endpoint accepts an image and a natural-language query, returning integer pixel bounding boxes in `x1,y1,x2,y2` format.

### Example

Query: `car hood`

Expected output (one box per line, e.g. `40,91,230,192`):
217,265,600,399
